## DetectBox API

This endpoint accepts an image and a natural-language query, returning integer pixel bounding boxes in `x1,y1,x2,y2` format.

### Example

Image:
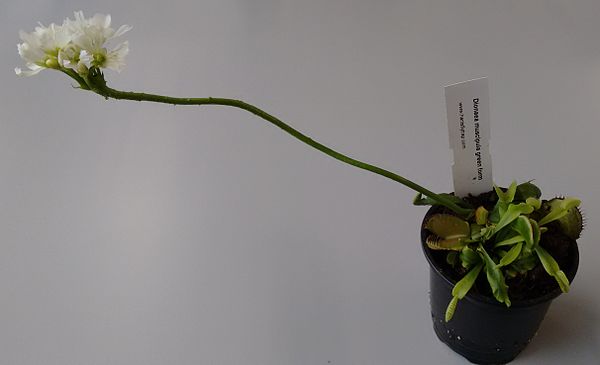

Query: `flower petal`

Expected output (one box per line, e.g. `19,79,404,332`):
15,64,43,76
104,41,129,72
113,24,133,38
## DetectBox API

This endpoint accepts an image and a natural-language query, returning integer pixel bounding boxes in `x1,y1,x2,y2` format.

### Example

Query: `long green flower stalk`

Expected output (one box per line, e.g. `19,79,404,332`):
17,11,473,217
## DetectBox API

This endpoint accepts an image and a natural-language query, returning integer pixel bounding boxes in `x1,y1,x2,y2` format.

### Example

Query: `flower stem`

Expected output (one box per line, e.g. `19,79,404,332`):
82,68,472,216
60,68,90,90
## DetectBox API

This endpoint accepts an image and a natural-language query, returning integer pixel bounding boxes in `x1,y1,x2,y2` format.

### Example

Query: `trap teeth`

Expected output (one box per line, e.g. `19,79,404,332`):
560,205,584,240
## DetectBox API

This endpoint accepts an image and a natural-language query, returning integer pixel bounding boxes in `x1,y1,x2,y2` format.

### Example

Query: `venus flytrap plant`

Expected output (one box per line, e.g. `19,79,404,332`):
17,12,583,326
424,181,583,321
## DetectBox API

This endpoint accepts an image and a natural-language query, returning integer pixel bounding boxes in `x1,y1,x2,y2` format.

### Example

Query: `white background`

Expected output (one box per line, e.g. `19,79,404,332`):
1,1,599,364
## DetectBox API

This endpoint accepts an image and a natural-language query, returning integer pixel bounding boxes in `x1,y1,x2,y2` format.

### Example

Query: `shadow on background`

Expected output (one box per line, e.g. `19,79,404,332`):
517,292,599,362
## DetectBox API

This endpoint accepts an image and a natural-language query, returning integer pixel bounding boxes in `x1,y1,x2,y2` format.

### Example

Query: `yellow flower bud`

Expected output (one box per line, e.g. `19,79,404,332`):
45,57,59,69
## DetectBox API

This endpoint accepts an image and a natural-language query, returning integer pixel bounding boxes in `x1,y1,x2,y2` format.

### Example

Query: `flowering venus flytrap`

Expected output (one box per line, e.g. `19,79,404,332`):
16,12,582,323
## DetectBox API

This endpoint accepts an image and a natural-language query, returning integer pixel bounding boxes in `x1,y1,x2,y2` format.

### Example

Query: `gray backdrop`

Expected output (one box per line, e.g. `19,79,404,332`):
1,1,599,364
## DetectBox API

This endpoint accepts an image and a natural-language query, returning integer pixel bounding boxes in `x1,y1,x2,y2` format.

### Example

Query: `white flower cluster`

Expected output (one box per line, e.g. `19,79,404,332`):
16,11,131,76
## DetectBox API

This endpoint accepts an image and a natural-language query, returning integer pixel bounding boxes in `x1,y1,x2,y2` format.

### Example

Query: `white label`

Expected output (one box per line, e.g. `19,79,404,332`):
445,77,493,197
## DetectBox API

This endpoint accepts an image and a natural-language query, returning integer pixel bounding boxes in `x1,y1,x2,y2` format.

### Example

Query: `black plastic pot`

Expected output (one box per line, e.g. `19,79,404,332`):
421,207,579,364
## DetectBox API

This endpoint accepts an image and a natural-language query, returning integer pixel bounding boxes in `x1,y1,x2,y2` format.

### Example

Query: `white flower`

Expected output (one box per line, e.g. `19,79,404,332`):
66,11,132,72
80,41,129,72
15,22,70,76
66,12,131,43
16,11,132,76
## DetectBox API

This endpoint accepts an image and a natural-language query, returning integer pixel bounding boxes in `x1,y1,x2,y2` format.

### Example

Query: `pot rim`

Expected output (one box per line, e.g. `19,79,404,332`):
420,207,580,309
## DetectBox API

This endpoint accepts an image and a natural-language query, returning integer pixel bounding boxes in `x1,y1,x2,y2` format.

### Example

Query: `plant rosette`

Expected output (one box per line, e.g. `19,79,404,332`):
16,12,584,365
417,182,582,364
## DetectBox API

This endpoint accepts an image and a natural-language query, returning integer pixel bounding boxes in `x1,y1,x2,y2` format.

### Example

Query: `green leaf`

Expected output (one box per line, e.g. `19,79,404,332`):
530,218,541,247
498,242,523,267
494,203,535,234
424,214,470,239
494,234,524,248
515,181,542,201
495,181,518,204
489,201,504,223
489,206,500,223
475,206,489,225
511,216,534,251
535,245,570,292
482,227,496,241
553,203,584,240
452,263,484,299
510,253,537,274
555,271,570,293
425,235,466,251
445,262,484,322
445,296,459,322
493,225,516,243
539,197,581,226
460,246,481,268
526,197,541,210
490,182,518,223
478,245,511,306
470,224,484,240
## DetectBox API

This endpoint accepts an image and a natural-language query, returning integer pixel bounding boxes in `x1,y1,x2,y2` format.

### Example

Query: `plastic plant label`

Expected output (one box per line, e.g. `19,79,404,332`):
445,77,493,197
